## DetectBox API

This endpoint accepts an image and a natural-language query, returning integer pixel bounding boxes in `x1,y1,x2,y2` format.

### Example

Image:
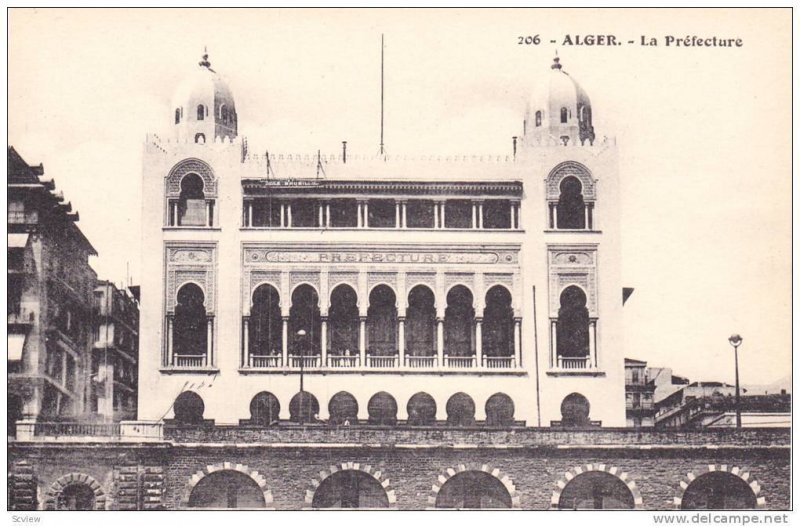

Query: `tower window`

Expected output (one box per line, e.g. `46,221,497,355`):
560,107,568,123
197,105,205,121
175,108,181,124
556,176,586,229
194,133,206,144
535,111,542,127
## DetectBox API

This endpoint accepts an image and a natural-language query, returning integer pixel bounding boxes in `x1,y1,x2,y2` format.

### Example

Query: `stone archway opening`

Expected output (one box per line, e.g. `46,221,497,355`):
558,471,635,510
681,472,758,510
435,471,512,509
311,470,390,509
188,470,266,509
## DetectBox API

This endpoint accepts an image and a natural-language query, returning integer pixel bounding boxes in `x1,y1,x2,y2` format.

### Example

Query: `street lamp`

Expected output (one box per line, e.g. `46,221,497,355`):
296,329,307,393
728,334,743,428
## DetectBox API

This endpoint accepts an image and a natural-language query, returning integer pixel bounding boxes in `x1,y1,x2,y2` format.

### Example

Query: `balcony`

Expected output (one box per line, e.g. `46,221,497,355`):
443,355,477,368
483,356,515,369
365,354,399,368
249,355,282,368
404,355,437,368
557,356,591,370
13,420,163,442
546,355,605,377
172,354,209,368
327,355,360,368
8,309,35,327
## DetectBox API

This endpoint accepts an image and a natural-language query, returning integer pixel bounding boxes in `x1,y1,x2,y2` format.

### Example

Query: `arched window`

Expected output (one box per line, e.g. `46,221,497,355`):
367,285,397,357
173,284,207,364
535,110,542,127
249,392,280,426
328,391,358,425
558,471,635,510
482,286,514,360
289,285,321,359
485,393,515,426
406,285,436,360
367,392,397,425
175,108,181,124
249,284,282,363
445,286,474,358
221,105,229,124
407,392,437,426
557,286,590,365
194,133,205,144
329,285,359,357
556,176,586,229
681,472,758,510
312,470,390,509
173,391,204,424
57,483,96,510
560,107,568,123
436,471,512,509
177,173,207,227
197,104,205,121
188,470,266,509
289,391,319,424
560,393,591,428
446,392,475,426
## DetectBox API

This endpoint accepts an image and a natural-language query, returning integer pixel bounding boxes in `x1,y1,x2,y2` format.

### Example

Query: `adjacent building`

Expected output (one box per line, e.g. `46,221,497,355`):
624,358,655,427
7,147,98,425
90,281,140,421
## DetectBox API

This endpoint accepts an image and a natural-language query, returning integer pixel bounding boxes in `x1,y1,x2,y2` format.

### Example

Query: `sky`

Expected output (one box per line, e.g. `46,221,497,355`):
7,8,791,387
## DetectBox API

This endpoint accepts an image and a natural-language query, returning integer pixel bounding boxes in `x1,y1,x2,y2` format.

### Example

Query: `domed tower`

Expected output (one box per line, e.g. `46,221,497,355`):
171,50,238,143
525,56,595,146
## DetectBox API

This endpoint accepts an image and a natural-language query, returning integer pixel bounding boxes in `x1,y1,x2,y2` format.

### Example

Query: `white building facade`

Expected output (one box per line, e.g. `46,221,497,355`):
138,52,625,427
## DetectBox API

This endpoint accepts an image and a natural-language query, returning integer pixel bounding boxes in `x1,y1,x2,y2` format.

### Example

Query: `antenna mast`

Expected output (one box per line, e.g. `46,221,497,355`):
379,34,386,156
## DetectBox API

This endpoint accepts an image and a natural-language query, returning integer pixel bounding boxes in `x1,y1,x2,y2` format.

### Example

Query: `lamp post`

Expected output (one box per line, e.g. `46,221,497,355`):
728,334,743,428
296,329,307,393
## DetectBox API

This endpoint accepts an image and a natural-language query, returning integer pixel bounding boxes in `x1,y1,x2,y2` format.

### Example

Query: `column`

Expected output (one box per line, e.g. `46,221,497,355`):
550,320,557,368
318,202,324,227
247,201,254,227
552,206,558,229
357,202,363,228
401,201,407,228
588,203,594,230
440,201,446,229
398,317,406,367
471,202,477,229
363,201,369,228
589,319,597,368
325,202,331,227
436,317,444,367
478,202,484,229
206,201,212,227
206,316,214,367
286,202,292,228
166,315,174,366
512,202,519,229
514,318,522,368
475,318,483,367
433,202,439,229
282,317,289,366
280,202,285,228
171,201,178,227
242,317,250,367
359,317,367,366
395,201,401,228
320,317,328,366
584,204,590,230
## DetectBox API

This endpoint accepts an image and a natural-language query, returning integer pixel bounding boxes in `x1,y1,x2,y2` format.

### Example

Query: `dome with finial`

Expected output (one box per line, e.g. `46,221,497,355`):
170,49,238,143
525,55,595,146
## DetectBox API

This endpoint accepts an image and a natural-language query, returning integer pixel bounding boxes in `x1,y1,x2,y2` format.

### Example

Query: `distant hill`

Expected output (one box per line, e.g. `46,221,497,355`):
743,374,791,395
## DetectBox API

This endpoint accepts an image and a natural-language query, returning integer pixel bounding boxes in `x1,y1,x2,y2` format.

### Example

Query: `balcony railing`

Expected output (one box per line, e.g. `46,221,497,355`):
483,356,515,369
33,422,121,437
172,354,208,368
327,355,360,368
556,356,591,370
288,355,321,368
249,355,282,368
365,354,399,368
443,355,477,368
405,355,437,368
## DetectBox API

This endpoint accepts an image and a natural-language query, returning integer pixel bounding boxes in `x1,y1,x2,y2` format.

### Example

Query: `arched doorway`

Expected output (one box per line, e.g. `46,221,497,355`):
367,285,397,357
289,285,321,360
558,471,635,510
406,285,436,359
560,393,591,428
482,286,514,361
178,173,206,226
188,470,266,509
289,391,319,424
446,392,476,426
57,483,96,510
445,286,474,358
557,286,590,366
485,393,515,426
367,392,397,425
435,471,513,509
173,391,204,424
329,284,359,356
681,472,758,510
407,392,437,426
174,283,207,362
249,392,280,426
328,391,359,425
311,470,390,509
249,284,282,359
556,176,586,229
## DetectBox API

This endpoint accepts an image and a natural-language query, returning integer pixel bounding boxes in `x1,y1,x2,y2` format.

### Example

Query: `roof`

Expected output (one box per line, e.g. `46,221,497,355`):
625,358,648,366
7,146,44,184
